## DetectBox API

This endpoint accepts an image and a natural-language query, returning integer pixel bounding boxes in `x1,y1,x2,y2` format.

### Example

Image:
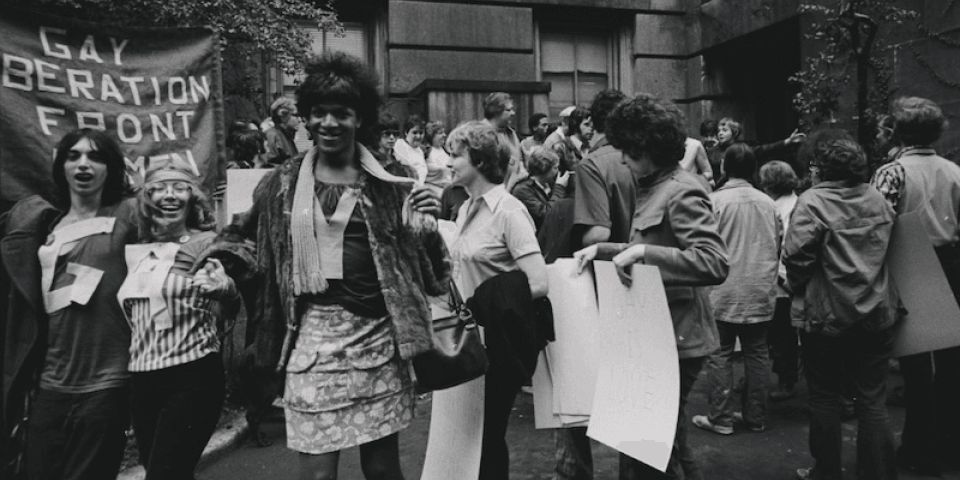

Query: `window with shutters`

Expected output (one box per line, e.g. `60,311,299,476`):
280,22,369,96
540,31,611,119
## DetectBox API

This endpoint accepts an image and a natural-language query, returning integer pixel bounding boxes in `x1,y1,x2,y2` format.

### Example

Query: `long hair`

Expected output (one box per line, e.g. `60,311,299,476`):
52,129,131,208
137,183,217,242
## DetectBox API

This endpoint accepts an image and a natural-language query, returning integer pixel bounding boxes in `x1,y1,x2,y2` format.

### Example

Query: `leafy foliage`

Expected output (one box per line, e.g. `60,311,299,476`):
790,1,916,131
0,0,340,74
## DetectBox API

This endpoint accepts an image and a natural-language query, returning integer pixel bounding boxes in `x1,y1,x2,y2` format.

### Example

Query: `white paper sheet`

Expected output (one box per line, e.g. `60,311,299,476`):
533,350,562,429
420,376,485,480
225,169,269,219
887,213,960,357
545,259,601,417
587,262,680,473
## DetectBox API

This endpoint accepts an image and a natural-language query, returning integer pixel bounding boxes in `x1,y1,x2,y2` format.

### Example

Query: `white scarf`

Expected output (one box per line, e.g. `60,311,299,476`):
290,144,415,295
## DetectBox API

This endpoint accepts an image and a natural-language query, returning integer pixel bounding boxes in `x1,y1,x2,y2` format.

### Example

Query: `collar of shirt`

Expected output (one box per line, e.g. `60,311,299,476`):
533,178,552,196
473,184,509,213
716,178,752,191
636,165,679,188
570,136,583,150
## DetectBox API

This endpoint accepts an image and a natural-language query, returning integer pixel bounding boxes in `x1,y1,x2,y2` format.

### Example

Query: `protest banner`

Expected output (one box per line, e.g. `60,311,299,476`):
0,4,225,202
588,262,679,473
887,213,960,357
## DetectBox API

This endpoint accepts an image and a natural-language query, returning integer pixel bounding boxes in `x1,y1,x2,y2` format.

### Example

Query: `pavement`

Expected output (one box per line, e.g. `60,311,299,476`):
121,365,960,480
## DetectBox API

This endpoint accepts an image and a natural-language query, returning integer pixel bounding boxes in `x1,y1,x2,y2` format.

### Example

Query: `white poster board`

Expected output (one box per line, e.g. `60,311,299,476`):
420,218,484,480
587,262,680,473
225,169,270,219
888,213,960,357
543,259,601,420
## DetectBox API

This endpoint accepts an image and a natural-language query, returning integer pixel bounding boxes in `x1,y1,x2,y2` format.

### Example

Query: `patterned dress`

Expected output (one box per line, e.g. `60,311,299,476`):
283,181,415,454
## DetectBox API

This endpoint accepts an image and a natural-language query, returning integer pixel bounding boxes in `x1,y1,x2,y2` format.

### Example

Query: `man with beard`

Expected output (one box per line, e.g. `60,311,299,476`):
520,113,550,160
263,97,302,166
230,52,449,480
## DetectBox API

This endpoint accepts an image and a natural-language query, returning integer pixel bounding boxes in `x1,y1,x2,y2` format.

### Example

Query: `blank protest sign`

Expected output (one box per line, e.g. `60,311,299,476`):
588,262,679,473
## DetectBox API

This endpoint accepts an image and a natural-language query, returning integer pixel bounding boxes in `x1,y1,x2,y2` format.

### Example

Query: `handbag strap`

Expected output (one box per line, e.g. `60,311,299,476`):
448,280,465,308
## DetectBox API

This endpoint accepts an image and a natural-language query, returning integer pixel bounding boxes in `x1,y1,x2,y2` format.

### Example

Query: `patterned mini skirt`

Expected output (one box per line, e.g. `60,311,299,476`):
283,303,414,454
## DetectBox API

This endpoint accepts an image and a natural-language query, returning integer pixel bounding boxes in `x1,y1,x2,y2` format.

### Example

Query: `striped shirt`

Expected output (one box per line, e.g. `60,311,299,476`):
122,232,235,372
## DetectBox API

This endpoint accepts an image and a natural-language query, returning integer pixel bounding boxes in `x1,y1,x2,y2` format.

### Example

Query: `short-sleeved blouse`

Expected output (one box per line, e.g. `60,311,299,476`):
451,185,541,298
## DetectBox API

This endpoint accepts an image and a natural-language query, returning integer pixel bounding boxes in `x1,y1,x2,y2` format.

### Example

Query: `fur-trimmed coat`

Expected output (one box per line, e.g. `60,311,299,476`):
228,147,451,370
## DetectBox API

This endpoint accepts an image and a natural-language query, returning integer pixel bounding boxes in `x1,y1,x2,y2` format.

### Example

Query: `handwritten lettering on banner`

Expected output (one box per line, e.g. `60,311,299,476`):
588,262,680,473
0,4,224,202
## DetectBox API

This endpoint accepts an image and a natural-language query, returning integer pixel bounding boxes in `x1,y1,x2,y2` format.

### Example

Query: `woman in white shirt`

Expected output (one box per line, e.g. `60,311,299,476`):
393,115,428,183
446,120,548,480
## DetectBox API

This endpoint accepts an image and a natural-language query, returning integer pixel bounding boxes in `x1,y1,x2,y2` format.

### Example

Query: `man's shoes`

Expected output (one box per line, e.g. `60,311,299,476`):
692,415,733,435
769,383,796,401
731,411,766,432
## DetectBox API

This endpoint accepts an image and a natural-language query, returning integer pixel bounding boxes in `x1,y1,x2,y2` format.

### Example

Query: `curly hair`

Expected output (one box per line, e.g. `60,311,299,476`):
718,117,742,143
296,52,382,146
527,147,560,176
424,121,446,146
446,120,510,184
813,139,868,183
52,129,132,208
589,89,627,134
759,160,798,197
605,95,686,168
892,96,948,146
483,92,513,120
527,113,548,132
722,143,756,179
137,182,217,242
797,128,853,176
567,107,590,137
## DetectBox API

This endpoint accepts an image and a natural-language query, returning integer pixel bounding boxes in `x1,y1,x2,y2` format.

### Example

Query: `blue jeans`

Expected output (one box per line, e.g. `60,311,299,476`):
706,321,769,428
801,326,897,480
25,386,129,480
554,426,593,480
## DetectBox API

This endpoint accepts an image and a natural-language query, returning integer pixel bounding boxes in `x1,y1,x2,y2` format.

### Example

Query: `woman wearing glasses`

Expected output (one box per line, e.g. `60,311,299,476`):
118,159,253,480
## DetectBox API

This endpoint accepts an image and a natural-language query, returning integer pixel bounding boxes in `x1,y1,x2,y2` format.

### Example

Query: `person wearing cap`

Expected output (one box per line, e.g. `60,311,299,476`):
118,158,254,480
543,105,576,151
1,128,137,479
228,52,449,480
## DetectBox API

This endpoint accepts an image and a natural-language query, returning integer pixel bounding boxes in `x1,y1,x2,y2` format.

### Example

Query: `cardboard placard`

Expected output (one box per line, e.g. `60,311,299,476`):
887,213,960,357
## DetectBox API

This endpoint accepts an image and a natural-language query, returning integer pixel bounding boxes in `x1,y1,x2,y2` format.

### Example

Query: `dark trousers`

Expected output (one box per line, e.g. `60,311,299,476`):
25,386,129,480
706,321,769,428
768,297,800,386
619,357,705,480
554,426,593,480
899,244,960,463
131,354,225,480
801,326,897,480
479,365,523,480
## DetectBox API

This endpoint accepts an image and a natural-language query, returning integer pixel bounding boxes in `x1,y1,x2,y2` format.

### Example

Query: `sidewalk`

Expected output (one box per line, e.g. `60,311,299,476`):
116,411,249,480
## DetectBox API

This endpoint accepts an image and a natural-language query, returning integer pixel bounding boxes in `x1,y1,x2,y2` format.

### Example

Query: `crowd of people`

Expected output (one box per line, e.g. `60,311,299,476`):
1,50,958,480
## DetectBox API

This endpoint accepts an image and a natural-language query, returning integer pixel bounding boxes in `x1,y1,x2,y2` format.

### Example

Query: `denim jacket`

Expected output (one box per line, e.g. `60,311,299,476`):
709,179,781,324
783,181,900,336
